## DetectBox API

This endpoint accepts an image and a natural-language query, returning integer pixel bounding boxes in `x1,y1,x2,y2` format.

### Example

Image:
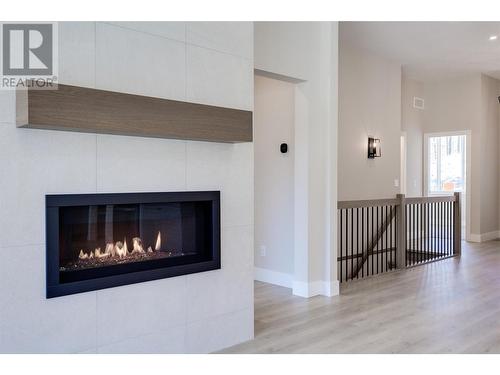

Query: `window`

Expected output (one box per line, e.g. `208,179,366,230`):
428,135,465,194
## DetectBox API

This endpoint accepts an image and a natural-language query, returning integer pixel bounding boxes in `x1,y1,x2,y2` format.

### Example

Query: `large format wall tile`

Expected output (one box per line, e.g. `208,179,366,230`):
186,44,253,110
58,22,95,87
0,125,97,248
105,22,186,43
186,22,253,59
0,245,97,353
95,23,186,100
96,276,187,346
0,90,15,124
97,325,185,353
186,308,253,353
96,135,186,193
186,141,253,228
186,225,253,323
0,22,254,354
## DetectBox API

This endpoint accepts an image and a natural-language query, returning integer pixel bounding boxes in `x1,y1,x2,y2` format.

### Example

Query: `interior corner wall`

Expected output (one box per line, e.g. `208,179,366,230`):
0,21,254,354
254,21,339,297
401,77,424,197
480,74,500,235
254,74,295,283
423,74,482,236
338,32,402,201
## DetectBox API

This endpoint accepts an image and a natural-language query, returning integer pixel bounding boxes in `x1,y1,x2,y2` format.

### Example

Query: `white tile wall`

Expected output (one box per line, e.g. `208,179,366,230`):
186,225,253,322
106,22,186,43
58,22,96,87
0,245,97,353
186,308,254,353
186,45,253,110
96,276,187,346
95,23,186,100
97,326,186,353
186,141,254,228
186,22,253,59
0,90,15,124
0,125,97,248
96,135,186,193
0,22,254,353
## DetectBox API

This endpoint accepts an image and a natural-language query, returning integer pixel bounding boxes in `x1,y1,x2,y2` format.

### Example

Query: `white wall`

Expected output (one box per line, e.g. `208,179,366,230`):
338,33,402,200
423,75,482,236
254,22,339,297
480,74,500,235
254,74,295,286
402,73,500,239
401,77,424,197
0,21,254,353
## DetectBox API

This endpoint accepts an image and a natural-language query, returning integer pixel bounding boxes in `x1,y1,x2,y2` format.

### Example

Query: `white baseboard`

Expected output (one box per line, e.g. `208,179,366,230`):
254,268,340,298
254,267,292,288
292,280,340,298
469,230,500,243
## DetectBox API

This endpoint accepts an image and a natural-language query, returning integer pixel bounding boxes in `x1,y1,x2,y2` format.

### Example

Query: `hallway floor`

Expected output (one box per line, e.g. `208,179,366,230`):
220,241,500,353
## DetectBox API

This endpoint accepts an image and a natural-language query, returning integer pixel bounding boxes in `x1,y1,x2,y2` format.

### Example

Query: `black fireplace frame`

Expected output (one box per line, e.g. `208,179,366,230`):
46,191,221,298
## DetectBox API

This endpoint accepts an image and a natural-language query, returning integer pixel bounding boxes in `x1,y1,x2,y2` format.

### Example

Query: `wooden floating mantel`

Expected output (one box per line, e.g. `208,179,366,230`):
16,84,253,143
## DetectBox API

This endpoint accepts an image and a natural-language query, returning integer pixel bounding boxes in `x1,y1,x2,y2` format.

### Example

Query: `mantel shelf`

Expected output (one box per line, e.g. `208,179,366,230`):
16,84,253,143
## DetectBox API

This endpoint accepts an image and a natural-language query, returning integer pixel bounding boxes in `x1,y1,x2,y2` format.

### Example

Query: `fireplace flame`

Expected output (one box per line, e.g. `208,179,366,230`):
132,237,145,254
76,231,163,263
155,231,161,251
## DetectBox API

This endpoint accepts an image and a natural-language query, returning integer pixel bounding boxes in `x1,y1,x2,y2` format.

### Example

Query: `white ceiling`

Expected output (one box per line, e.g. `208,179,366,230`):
340,22,500,81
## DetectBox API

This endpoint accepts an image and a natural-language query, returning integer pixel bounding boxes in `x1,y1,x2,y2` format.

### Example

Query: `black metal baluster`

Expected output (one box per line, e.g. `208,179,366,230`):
367,206,370,277
405,203,408,267
439,201,442,258
449,202,455,255
355,208,359,279
420,203,423,263
452,200,455,255
390,206,396,270
433,202,436,260
345,209,348,282
430,202,433,260
361,207,364,277
423,203,426,263
437,202,442,258
428,202,431,262
442,202,445,258
446,202,451,256
339,209,342,282
370,206,373,276
408,204,411,266
413,204,416,266
351,208,358,280
444,202,447,257
380,206,387,272
415,204,418,264
385,205,388,272
393,205,396,269
452,201,454,255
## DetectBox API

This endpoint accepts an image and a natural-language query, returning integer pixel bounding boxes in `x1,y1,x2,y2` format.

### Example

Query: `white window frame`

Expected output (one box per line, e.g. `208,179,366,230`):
424,130,471,241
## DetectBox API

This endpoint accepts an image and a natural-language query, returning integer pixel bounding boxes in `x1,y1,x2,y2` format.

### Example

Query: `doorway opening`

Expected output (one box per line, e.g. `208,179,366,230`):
424,131,470,240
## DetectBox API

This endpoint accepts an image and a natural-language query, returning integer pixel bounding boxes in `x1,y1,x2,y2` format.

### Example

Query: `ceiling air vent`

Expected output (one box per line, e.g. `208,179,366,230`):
413,96,425,110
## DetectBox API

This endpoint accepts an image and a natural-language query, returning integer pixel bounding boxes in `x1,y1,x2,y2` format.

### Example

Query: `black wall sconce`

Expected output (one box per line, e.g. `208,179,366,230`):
367,137,381,159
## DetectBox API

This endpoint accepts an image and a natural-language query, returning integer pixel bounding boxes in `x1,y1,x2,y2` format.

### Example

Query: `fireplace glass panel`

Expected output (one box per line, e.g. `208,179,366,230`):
58,201,213,284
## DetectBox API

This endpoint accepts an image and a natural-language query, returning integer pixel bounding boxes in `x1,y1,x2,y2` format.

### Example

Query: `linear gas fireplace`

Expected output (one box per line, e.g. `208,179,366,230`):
46,191,220,298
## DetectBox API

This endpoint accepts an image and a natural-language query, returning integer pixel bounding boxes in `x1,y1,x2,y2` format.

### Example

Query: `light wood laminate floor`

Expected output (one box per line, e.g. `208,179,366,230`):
220,241,500,353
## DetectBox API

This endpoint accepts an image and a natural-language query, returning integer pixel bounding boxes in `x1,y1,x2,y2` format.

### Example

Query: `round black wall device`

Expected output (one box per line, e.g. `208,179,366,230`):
280,143,288,153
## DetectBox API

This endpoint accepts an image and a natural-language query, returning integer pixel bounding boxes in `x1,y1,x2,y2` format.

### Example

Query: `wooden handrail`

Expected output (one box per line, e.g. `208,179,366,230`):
338,198,399,209
405,195,457,204
338,195,457,209
337,193,461,283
